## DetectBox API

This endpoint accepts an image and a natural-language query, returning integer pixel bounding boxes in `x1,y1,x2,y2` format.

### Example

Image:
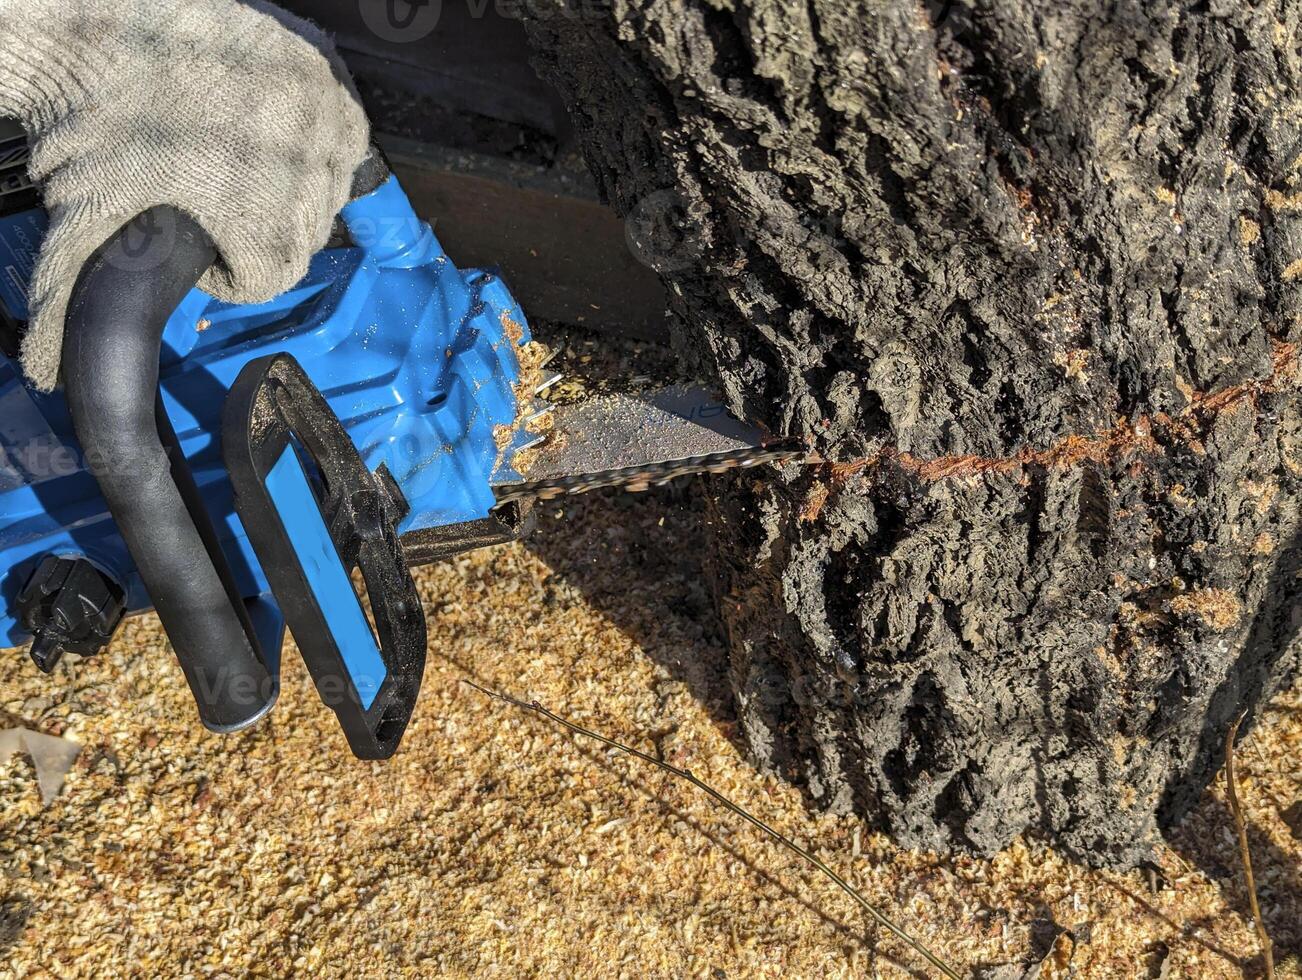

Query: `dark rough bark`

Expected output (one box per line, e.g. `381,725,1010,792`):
519,0,1302,866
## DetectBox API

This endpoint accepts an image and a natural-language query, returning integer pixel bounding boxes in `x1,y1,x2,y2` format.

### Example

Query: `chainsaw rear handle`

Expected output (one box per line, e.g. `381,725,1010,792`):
59,147,393,733
62,206,276,732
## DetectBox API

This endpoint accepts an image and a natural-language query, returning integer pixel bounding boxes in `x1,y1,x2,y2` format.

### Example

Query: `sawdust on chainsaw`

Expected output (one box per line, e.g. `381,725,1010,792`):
494,311,553,475
1,486,1299,978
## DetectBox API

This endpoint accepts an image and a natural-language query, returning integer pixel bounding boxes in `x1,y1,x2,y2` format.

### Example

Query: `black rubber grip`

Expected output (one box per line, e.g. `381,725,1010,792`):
350,143,392,201
61,207,277,732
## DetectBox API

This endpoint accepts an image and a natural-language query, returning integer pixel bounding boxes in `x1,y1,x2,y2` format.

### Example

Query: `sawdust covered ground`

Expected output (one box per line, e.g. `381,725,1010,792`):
2,485,1300,978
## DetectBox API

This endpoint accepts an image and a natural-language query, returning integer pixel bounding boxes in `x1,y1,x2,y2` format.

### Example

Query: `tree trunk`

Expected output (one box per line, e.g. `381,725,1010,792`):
519,0,1302,866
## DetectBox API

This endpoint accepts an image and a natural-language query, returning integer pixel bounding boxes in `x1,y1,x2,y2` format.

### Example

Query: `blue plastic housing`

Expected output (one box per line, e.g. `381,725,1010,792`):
0,176,530,647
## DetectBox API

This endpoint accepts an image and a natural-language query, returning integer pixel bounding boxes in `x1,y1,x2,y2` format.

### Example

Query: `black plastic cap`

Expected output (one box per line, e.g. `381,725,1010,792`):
17,556,126,672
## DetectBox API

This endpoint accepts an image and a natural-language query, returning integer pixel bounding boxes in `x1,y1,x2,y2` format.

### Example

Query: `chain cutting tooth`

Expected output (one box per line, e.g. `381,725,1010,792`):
511,433,547,455
535,372,563,395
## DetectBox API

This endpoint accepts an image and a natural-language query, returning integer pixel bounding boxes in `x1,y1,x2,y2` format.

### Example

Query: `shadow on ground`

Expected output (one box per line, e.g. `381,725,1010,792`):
1162,525,1302,965
523,480,747,753
1170,803,1302,968
0,895,31,959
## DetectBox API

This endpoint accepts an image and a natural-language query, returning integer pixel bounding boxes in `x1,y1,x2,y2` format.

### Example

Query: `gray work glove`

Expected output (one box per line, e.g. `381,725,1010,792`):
0,0,370,391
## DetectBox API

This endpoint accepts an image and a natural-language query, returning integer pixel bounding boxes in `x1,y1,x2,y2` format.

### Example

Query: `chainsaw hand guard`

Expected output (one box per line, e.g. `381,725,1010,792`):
223,353,427,760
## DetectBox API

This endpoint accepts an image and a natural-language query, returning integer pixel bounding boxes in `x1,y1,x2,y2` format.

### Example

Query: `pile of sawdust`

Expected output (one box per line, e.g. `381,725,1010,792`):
1,488,1299,977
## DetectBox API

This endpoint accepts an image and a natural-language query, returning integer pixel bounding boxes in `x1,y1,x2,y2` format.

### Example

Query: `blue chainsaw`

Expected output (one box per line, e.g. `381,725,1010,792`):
0,129,798,758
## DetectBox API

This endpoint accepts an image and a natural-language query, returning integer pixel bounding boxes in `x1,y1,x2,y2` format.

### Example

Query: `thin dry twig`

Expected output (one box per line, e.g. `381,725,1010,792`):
1225,709,1274,980
463,679,963,980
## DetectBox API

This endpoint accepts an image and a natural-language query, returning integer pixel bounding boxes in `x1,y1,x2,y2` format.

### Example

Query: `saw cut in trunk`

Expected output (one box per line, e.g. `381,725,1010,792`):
519,0,1302,867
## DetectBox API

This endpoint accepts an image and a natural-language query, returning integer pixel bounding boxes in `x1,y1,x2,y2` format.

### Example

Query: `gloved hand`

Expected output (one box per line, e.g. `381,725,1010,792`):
0,0,370,391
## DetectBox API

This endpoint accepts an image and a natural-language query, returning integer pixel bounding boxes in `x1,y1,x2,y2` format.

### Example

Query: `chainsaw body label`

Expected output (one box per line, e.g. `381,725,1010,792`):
0,209,44,322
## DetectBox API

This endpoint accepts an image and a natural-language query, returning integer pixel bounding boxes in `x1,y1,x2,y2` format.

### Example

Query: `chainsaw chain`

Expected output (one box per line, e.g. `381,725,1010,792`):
493,443,805,506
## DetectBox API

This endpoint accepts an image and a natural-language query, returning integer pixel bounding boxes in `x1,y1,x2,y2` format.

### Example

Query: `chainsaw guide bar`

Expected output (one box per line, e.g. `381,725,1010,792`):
492,385,805,505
